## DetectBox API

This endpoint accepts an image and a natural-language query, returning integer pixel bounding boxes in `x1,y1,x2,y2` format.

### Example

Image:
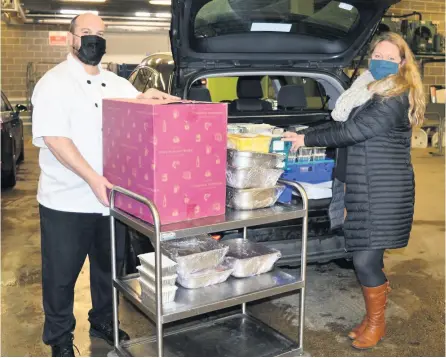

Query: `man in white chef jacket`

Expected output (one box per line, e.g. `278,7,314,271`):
32,13,178,357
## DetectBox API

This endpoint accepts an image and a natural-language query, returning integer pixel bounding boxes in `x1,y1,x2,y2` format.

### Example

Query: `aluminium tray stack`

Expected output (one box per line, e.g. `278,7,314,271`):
226,149,286,210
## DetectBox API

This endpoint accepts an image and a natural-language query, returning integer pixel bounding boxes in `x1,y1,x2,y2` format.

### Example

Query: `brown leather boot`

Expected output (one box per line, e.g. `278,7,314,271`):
348,280,390,340
351,282,388,349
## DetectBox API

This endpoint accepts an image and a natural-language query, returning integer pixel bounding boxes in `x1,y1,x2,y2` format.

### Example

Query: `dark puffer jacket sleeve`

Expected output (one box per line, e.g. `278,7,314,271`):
304,96,406,148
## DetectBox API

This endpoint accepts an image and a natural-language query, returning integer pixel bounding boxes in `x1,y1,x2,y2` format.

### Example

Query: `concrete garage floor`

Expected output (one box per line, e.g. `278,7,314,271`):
2,127,445,357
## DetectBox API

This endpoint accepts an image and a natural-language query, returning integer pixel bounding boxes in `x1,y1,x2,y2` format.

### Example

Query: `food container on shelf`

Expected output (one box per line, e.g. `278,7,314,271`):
137,252,178,276
161,235,229,275
139,276,178,304
226,185,286,210
312,147,327,161
233,124,283,136
227,149,285,169
227,134,272,153
226,166,284,189
223,239,282,278
176,259,234,289
296,155,312,163
136,265,177,287
227,124,248,134
298,147,313,157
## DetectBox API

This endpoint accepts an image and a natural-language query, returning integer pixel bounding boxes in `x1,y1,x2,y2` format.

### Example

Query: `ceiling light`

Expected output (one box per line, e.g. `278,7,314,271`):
60,9,99,15
106,21,170,27
59,0,106,3
149,0,171,5
106,25,169,32
155,12,170,18
135,12,151,17
38,19,71,24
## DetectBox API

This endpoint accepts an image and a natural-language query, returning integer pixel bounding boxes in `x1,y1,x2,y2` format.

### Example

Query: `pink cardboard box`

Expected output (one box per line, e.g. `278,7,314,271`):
103,99,227,225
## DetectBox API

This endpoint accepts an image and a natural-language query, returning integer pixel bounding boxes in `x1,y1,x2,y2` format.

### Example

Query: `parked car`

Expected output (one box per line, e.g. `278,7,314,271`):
1,91,26,189
126,0,400,269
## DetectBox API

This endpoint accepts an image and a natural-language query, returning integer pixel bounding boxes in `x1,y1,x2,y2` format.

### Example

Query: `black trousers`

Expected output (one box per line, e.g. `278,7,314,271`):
352,249,387,287
39,205,126,346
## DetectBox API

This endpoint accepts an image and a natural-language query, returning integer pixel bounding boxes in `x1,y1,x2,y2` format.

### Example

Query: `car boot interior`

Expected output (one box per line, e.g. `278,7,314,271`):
181,72,348,265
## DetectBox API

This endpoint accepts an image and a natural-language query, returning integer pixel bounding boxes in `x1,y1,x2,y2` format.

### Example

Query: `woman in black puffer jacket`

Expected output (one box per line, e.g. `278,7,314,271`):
283,32,425,350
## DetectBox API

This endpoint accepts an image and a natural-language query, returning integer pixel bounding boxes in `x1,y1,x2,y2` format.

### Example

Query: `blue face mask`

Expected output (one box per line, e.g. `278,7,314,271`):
369,59,399,80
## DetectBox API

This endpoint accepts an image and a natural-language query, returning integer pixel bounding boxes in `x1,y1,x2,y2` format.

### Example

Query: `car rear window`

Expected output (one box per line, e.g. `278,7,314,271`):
191,75,329,111
194,0,360,39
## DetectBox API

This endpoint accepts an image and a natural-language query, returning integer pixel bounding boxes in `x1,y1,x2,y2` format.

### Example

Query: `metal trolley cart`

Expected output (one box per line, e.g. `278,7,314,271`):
109,180,309,357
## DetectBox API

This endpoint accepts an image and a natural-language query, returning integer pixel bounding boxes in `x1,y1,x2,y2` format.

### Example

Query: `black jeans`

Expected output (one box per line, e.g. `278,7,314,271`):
39,205,126,346
352,249,387,287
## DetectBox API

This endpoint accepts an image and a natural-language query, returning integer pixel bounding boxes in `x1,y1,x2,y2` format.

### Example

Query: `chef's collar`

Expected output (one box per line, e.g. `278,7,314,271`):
67,52,104,81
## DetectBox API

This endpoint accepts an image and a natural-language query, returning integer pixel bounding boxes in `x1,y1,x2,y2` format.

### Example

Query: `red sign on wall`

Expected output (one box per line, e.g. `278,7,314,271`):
48,31,68,46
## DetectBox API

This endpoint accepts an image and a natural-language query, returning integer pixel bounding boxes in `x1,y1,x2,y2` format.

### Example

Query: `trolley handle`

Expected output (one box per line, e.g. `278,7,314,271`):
108,186,164,355
108,186,161,243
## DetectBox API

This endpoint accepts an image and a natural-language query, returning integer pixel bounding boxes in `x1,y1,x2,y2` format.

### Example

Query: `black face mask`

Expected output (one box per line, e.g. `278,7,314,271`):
72,34,106,66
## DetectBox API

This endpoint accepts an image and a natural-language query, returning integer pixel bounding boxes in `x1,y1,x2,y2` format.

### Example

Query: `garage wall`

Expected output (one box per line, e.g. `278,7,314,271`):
1,22,170,103
1,1,444,104
388,0,445,97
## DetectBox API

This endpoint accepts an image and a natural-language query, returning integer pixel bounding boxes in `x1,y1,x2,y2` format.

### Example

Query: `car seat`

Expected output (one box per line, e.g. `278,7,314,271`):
188,87,212,102
230,77,272,112
277,85,308,111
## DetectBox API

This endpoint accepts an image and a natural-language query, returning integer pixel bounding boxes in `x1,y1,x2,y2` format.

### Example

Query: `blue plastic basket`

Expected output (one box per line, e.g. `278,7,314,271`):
281,159,335,184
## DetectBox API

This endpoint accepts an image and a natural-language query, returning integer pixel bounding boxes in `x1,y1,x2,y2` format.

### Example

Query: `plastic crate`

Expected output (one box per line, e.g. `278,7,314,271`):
281,159,335,184
227,134,272,153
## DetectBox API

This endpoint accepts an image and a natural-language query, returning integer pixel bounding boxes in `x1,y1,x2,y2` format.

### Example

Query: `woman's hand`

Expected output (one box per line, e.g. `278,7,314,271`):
138,88,180,101
282,132,305,152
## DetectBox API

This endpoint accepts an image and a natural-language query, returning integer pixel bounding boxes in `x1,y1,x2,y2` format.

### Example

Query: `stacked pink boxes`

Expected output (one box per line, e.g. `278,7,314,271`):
103,99,228,225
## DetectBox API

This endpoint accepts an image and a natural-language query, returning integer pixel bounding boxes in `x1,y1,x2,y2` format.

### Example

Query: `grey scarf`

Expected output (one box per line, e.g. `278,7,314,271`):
331,70,375,122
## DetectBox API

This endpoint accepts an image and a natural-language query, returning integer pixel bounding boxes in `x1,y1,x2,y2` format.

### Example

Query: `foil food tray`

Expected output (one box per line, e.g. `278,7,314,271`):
161,235,228,275
227,149,285,169
223,239,282,278
226,166,283,189
177,259,234,289
226,185,285,210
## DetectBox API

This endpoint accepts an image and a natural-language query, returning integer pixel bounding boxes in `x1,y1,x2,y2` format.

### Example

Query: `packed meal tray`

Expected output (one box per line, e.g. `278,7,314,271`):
223,239,282,278
161,235,228,275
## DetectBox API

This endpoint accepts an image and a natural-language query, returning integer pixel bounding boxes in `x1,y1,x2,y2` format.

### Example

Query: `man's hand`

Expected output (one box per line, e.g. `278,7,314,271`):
87,174,114,207
282,132,306,152
137,88,180,101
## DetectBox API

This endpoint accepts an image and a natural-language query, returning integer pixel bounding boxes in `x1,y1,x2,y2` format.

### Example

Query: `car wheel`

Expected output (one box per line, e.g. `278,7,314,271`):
2,162,17,189
18,137,25,163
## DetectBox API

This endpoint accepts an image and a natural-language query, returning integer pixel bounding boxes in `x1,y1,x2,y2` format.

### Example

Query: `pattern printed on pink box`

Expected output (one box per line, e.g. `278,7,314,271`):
103,100,228,225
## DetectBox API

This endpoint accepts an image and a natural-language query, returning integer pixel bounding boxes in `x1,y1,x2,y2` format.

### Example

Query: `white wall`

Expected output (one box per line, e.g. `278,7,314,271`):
102,32,171,65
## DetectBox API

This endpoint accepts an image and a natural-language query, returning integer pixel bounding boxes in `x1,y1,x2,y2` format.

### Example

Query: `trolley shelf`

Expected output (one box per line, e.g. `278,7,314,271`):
114,270,303,324
111,204,305,241
116,313,301,357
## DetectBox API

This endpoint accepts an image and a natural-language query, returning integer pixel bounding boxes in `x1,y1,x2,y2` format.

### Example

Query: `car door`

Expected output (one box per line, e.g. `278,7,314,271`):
170,0,400,94
2,93,22,159
130,67,157,93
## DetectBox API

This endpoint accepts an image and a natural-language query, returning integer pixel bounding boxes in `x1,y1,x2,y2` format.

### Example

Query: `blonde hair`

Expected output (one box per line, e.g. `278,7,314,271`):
367,32,425,127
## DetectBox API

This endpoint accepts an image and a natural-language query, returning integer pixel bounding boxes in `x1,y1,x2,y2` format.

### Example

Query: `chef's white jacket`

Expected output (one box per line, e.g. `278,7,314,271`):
32,53,139,215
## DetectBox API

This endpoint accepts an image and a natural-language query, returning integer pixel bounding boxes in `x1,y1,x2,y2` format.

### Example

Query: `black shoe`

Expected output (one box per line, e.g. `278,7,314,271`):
51,336,79,357
89,321,130,346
